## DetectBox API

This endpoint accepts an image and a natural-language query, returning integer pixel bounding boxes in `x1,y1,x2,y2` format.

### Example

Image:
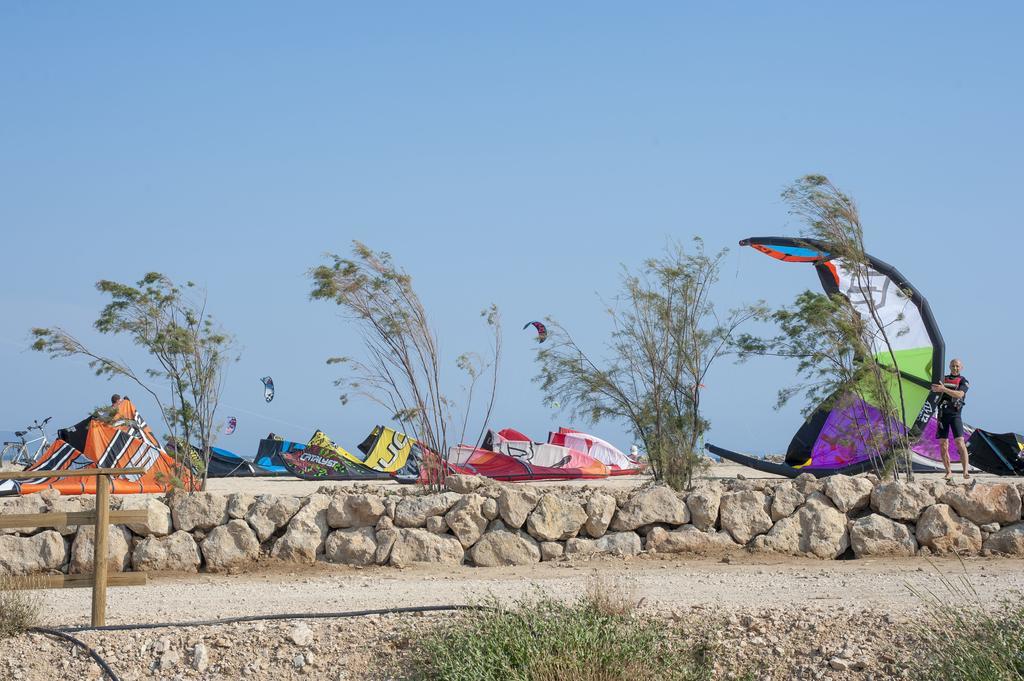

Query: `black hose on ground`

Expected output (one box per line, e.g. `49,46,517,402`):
29,627,121,681
55,603,483,633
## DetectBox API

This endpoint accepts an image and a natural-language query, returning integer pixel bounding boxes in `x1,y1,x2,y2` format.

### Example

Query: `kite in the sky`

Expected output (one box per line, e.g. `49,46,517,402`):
226,417,237,435
523,321,548,343
261,376,275,403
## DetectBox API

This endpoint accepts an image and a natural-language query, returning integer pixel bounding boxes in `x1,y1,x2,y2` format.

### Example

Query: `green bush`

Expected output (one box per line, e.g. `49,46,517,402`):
408,591,717,681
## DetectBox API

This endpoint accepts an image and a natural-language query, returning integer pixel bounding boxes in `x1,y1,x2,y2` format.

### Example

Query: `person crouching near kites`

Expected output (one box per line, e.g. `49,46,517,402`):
931,358,970,481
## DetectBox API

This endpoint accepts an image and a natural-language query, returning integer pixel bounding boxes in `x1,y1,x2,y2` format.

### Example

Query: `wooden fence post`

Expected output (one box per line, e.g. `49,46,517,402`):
90,473,110,626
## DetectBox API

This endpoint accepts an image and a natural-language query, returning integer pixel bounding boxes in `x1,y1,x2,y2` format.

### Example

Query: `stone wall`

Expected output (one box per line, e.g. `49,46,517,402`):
2,474,1023,575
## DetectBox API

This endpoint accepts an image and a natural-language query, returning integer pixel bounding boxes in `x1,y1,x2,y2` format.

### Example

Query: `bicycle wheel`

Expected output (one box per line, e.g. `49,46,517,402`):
1,443,29,467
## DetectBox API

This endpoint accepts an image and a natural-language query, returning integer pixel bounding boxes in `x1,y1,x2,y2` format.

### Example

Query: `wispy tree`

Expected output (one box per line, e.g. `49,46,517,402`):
535,239,761,490
31,273,236,490
309,242,500,485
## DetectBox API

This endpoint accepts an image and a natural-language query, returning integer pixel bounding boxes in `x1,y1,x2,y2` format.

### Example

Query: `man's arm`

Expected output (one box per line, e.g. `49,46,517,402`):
931,384,966,399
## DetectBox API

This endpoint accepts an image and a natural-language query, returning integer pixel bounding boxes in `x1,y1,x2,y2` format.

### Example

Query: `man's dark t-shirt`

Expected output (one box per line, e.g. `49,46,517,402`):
938,374,969,415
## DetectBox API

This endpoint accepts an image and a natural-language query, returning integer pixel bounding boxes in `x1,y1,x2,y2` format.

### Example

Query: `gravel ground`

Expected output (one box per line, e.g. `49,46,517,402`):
2,554,1021,680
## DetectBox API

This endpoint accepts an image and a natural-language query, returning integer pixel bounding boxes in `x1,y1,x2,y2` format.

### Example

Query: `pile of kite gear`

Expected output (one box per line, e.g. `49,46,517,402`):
707,236,1024,478
0,399,198,496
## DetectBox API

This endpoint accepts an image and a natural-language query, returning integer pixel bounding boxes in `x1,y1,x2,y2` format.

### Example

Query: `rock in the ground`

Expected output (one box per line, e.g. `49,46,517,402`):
0,494,48,535
327,493,386,529
564,532,641,557
982,522,1024,555
481,497,498,521
118,496,173,536
325,527,378,566
497,487,541,528
394,493,462,528
192,643,209,672
759,493,848,558
389,528,464,567
686,484,723,531
770,481,805,522
70,525,132,574
469,529,541,566
132,530,202,572
794,472,823,496
526,493,588,541
938,483,1022,525
272,494,330,563
170,492,230,532
444,474,482,494
850,514,918,557
425,516,448,534
201,519,260,572
609,485,689,532
289,623,313,646
246,495,303,542
40,495,90,536
824,475,874,513
645,526,740,554
0,530,66,575
916,504,982,555
444,494,489,548
374,517,399,565
540,541,564,561
870,482,933,522
226,493,257,520
584,493,616,538
719,490,773,544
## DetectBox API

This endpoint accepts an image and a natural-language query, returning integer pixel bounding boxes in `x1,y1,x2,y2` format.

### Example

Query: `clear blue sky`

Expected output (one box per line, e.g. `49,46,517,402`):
2,3,1021,458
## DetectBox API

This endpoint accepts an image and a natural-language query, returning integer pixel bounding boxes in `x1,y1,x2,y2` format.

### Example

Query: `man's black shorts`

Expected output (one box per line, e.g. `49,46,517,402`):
937,412,965,439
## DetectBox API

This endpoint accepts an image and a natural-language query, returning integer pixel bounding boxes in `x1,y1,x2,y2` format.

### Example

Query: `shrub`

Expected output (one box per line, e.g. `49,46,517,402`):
408,588,716,681
0,575,44,639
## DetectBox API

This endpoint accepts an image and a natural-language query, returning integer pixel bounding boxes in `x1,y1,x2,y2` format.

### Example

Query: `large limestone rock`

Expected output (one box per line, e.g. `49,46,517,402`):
824,475,874,513
389,528,464,567
564,532,642,558
325,527,378,566
201,519,260,572
444,474,483,494
916,504,982,555
686,484,723,531
374,517,399,565
327,493,386,529
246,495,302,542
444,494,489,548
226,493,257,520
132,531,202,572
938,483,1022,526
271,494,330,564
584,493,616,538
850,514,917,557
540,541,564,561
44,495,90,536
118,496,172,537
469,530,541,566
870,482,933,522
394,493,461,528
170,493,230,532
0,494,48,535
719,490,773,545
609,486,689,532
497,487,541,529
793,472,823,496
526,493,587,541
770,482,805,522
645,526,740,555
0,531,66,575
758,493,848,558
70,525,132,574
982,522,1024,555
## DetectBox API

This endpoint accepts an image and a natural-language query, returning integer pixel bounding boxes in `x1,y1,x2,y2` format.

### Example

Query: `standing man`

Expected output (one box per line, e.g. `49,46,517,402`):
932,358,970,480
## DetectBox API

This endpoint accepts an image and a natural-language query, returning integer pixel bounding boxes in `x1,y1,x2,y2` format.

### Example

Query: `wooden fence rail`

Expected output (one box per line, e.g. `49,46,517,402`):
0,467,149,625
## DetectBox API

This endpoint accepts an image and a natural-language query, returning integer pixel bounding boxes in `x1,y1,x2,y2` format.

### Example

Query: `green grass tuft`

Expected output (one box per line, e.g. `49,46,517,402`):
0,575,44,639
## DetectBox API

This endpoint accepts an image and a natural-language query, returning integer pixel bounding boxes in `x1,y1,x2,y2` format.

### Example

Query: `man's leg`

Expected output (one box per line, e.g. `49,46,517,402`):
939,439,951,478
955,437,969,479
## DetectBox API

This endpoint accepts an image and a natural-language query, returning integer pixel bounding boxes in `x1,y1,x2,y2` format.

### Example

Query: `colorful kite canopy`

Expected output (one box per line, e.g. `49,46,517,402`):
226,416,237,435
709,236,952,476
261,376,275,403
523,321,548,343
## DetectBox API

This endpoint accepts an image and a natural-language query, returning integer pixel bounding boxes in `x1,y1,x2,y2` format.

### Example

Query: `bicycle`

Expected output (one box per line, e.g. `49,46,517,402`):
1,416,52,467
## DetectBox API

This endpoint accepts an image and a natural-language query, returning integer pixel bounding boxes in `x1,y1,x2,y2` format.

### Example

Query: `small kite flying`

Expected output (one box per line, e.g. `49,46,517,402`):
226,417,237,435
261,376,275,403
523,320,548,343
